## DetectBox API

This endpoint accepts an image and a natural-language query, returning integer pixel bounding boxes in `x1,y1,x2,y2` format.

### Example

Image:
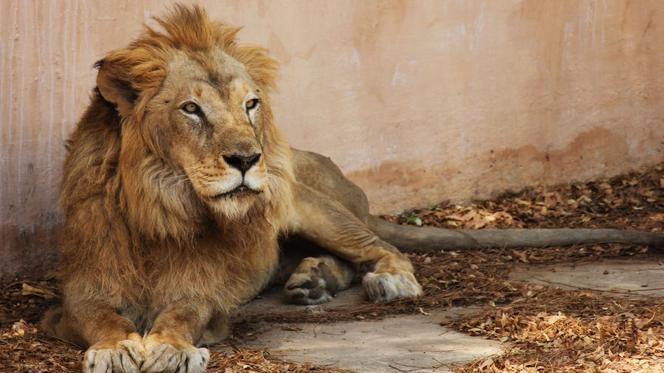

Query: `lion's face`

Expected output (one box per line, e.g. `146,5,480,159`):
144,50,269,219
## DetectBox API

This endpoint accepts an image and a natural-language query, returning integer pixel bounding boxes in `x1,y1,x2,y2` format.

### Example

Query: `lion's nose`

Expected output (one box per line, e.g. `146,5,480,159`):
223,153,261,173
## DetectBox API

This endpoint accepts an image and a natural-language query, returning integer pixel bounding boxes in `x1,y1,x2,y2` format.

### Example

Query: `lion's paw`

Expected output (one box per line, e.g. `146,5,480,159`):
142,342,209,373
284,270,334,305
362,271,422,302
83,339,144,373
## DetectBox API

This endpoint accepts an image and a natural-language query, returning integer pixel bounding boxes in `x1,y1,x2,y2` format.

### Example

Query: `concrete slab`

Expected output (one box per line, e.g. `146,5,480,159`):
242,311,502,373
510,259,664,297
231,286,501,372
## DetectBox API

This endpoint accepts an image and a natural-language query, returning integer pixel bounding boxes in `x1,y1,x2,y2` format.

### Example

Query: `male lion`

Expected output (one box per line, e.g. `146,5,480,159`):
45,6,420,373
45,5,663,373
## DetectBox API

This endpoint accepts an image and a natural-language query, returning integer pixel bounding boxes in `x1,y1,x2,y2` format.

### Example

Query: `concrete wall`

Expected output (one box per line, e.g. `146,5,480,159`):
1,0,663,279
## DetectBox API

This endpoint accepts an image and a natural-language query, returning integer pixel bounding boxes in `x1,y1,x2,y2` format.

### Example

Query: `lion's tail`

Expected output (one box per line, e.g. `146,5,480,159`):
367,215,664,251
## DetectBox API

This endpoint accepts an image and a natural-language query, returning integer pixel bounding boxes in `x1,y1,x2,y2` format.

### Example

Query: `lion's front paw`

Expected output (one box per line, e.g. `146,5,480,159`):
362,271,422,302
142,342,209,373
83,338,145,373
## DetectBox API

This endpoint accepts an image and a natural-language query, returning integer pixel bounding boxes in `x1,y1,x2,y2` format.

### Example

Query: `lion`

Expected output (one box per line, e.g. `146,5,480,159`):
44,5,663,373
44,6,419,373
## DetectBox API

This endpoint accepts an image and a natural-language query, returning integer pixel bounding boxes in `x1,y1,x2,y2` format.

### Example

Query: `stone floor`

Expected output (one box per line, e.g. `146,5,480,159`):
510,259,664,298
243,311,501,373
223,258,663,372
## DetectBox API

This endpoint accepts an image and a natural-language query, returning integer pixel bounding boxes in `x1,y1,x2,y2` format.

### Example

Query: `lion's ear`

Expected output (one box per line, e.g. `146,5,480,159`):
95,59,137,118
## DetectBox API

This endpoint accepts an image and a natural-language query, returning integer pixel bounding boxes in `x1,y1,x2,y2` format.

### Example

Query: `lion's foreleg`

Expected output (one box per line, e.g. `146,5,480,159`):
59,300,145,373
290,185,422,302
142,300,214,373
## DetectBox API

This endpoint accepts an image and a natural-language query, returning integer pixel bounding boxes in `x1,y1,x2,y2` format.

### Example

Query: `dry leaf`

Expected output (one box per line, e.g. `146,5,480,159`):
21,283,56,299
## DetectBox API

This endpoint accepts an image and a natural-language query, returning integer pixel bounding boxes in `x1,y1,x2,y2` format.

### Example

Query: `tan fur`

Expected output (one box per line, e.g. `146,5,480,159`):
47,5,420,372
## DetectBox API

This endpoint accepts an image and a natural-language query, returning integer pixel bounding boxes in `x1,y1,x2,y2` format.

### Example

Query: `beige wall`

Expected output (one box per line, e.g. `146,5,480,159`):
1,0,663,278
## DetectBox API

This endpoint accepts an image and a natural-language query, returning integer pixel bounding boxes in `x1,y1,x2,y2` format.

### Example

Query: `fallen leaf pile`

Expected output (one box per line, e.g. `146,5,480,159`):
208,348,348,373
0,162,661,372
454,287,664,372
0,324,339,373
390,163,663,232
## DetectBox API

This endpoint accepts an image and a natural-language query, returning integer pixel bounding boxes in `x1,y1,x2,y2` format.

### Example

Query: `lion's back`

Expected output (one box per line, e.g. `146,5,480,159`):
291,148,369,221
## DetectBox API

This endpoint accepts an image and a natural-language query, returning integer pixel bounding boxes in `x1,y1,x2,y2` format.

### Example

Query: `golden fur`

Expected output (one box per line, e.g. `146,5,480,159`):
46,6,421,373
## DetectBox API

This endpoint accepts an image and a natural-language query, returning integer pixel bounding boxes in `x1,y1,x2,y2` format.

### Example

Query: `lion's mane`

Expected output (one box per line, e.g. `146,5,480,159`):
59,5,294,312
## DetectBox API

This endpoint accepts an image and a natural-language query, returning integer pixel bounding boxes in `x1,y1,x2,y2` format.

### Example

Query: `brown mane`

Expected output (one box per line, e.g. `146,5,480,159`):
99,5,279,118
59,5,294,307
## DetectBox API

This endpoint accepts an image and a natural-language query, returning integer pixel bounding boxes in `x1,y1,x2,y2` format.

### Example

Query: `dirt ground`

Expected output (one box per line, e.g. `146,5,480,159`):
1,163,662,372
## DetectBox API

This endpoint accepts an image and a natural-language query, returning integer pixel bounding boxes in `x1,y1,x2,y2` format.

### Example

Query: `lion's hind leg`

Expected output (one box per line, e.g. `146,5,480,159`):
284,255,354,305
289,184,423,303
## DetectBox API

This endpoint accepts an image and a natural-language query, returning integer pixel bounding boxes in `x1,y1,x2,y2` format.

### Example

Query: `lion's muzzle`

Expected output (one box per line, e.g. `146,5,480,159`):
203,151,266,202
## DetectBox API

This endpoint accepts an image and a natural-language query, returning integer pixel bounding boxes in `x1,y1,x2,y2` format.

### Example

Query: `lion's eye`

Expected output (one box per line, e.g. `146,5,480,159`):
181,102,201,115
245,98,259,111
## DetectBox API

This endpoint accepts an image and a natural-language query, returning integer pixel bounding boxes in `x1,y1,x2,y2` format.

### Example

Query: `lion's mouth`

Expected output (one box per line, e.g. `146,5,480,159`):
210,185,260,200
